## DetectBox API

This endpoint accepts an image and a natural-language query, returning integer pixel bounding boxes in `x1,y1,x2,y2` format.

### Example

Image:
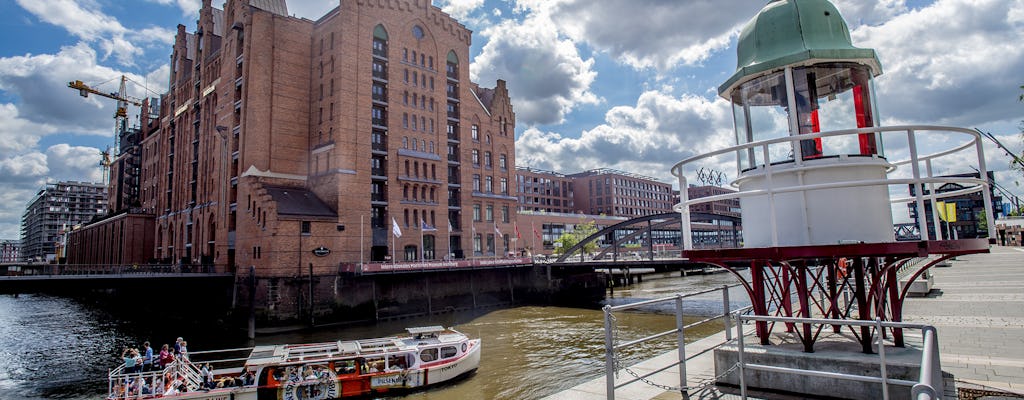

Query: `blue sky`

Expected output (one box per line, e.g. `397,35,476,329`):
0,0,1022,239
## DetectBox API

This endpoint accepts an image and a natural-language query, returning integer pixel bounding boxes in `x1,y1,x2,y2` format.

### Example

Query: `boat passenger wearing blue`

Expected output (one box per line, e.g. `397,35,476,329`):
122,347,139,373
142,341,153,372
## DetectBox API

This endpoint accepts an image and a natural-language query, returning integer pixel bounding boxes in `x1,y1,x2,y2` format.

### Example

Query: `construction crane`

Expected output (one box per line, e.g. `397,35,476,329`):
99,147,112,185
68,76,143,151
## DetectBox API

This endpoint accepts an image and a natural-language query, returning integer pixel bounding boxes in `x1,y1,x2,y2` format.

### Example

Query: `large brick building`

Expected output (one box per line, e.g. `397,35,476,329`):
567,168,675,217
130,0,515,280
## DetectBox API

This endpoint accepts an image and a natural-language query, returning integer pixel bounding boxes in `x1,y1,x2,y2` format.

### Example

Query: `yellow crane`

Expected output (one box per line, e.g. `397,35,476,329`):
67,75,142,184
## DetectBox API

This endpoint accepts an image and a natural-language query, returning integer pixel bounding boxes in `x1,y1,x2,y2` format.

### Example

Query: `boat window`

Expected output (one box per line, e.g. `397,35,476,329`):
462,343,468,353
420,348,438,362
335,359,357,374
440,346,457,359
362,357,386,374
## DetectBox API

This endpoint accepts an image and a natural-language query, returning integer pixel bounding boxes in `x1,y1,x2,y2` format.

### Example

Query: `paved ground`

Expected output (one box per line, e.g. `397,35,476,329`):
546,245,1024,399
902,245,1024,397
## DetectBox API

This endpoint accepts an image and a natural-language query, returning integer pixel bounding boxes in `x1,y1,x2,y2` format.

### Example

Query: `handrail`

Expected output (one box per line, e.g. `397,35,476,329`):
603,284,747,400
733,314,943,399
670,124,996,250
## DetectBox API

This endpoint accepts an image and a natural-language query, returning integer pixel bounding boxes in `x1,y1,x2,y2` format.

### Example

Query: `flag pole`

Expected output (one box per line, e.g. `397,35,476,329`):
360,215,364,268
531,221,536,257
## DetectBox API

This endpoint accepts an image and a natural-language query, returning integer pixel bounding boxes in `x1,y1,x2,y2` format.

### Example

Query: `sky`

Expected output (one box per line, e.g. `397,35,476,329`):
0,0,1022,239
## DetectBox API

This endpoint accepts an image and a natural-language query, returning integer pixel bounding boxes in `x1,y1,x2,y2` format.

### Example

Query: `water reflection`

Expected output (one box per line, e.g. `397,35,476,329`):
0,270,747,400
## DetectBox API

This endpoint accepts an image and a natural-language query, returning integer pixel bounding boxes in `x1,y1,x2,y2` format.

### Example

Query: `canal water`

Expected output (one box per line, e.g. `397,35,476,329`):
0,270,747,400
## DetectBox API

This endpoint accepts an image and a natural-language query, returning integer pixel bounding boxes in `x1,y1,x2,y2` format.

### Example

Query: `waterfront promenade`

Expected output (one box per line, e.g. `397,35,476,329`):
902,245,1024,396
547,245,1024,399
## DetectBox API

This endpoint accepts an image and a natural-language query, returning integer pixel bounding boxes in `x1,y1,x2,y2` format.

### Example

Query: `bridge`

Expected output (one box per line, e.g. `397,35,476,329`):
0,263,234,293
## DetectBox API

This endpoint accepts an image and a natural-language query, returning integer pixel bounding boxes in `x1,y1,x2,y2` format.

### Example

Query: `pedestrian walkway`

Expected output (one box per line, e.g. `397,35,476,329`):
902,245,1024,397
546,245,1024,399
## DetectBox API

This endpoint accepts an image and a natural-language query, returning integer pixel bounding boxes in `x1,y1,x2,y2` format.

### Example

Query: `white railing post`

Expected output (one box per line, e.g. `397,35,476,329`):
762,145,779,247
603,305,616,400
907,129,930,240
876,317,889,400
974,133,997,241
678,175,693,251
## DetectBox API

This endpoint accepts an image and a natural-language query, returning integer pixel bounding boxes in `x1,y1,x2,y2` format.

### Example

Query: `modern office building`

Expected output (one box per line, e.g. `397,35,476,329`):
515,167,575,213
20,181,108,262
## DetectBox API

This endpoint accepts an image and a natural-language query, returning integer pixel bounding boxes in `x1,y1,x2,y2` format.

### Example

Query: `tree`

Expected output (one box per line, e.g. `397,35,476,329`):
552,219,599,257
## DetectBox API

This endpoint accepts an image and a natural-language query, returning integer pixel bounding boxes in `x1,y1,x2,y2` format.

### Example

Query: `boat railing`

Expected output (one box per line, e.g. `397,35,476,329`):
730,314,944,400
108,347,254,399
107,359,194,399
602,284,750,400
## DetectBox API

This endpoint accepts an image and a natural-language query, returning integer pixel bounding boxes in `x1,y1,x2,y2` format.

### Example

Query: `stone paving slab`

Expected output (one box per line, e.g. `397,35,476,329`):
903,246,1024,398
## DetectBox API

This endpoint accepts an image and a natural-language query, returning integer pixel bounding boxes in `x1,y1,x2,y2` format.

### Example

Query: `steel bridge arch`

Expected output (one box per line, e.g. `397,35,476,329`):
552,212,740,263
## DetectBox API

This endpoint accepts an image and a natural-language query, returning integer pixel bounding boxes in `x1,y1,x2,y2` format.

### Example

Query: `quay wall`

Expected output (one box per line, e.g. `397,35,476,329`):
236,265,605,325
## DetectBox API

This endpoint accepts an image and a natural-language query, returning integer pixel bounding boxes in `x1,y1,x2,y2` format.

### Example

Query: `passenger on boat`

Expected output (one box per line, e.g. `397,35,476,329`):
174,337,184,354
178,340,189,361
122,347,140,373
201,363,215,388
142,341,154,372
159,344,174,368
141,378,153,395
241,369,256,386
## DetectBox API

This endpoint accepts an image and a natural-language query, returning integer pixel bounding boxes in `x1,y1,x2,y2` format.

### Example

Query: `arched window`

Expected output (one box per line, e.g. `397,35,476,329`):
372,25,388,57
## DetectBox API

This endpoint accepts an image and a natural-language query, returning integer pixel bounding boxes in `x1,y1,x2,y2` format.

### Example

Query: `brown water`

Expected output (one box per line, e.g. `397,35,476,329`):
0,270,747,399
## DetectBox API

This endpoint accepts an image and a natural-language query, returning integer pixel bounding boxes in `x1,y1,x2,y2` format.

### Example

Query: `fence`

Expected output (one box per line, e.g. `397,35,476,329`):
602,284,746,400
732,314,944,400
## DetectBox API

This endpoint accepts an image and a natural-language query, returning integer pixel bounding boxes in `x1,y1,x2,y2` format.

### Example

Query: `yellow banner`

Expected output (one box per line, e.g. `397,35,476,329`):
936,201,946,221
945,202,957,223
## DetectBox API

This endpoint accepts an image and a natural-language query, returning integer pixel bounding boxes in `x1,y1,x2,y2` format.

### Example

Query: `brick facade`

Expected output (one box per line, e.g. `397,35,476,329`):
125,0,516,278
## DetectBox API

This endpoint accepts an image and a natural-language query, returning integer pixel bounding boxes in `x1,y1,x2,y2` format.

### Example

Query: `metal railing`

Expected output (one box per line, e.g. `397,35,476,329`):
2,264,219,277
107,347,253,399
602,284,745,400
670,125,996,250
732,314,943,400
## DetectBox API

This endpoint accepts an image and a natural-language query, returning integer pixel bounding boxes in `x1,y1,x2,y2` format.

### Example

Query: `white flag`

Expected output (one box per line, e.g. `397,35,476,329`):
392,217,402,238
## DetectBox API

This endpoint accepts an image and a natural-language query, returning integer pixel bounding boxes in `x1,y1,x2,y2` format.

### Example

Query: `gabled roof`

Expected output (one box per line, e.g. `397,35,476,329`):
249,0,288,16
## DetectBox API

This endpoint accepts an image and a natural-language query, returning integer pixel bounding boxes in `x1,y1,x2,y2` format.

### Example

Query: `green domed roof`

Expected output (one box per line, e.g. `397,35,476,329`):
719,0,882,97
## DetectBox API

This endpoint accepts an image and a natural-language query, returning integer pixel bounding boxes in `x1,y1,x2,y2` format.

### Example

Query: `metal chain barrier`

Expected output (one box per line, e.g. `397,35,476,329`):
608,310,742,393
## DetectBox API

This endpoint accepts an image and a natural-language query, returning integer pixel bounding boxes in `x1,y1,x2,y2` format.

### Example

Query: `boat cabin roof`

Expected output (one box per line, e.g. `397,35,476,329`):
243,327,464,368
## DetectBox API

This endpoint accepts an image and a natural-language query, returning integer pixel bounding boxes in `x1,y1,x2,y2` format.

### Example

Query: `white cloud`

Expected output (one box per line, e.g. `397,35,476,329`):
0,42,165,137
852,0,1024,127
0,104,54,157
832,0,908,26
515,90,735,184
472,11,600,126
146,0,201,17
45,144,104,183
515,0,761,72
435,0,486,22
16,0,175,65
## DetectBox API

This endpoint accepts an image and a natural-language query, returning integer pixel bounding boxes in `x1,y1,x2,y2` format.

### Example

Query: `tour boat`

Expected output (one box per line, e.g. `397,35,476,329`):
108,326,481,399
